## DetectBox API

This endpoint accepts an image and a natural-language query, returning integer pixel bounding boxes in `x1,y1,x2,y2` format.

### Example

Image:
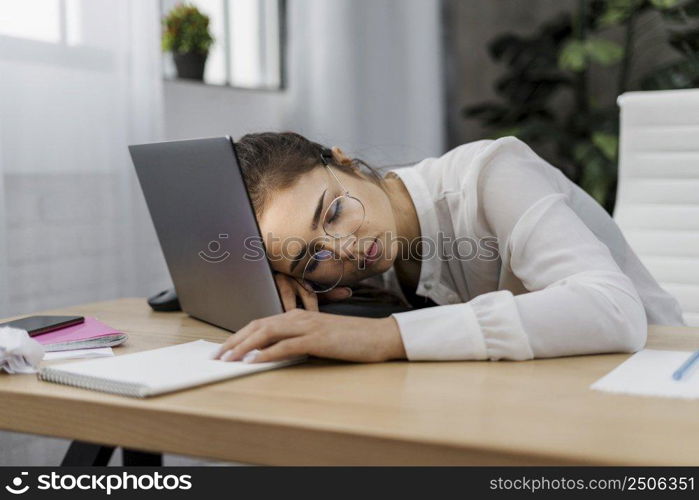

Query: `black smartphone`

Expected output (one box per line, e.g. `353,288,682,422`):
0,315,85,337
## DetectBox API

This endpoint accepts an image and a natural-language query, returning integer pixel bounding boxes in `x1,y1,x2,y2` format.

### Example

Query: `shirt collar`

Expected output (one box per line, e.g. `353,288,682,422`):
387,165,441,297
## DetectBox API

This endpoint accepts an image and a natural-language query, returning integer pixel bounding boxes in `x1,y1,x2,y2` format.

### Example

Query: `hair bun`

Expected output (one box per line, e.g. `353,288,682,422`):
319,148,333,165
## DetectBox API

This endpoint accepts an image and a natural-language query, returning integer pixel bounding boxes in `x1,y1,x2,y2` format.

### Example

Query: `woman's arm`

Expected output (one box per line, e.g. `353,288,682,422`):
211,309,405,363
391,137,647,360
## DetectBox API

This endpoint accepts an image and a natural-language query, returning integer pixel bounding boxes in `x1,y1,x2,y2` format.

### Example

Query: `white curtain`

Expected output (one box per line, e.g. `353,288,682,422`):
284,0,445,167
0,0,170,318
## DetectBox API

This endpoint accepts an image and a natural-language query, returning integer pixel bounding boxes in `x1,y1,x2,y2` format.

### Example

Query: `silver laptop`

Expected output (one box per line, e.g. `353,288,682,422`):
129,137,284,332
129,136,411,333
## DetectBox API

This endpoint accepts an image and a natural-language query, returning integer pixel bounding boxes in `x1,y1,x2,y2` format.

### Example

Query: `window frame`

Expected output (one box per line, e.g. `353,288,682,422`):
0,1,113,71
159,0,287,92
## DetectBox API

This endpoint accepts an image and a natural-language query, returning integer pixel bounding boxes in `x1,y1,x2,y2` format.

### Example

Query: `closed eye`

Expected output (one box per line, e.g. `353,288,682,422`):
326,197,343,224
304,248,335,274
305,258,319,273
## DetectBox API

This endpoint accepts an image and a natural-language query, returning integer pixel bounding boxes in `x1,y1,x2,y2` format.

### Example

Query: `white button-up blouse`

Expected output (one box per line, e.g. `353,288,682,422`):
380,136,685,361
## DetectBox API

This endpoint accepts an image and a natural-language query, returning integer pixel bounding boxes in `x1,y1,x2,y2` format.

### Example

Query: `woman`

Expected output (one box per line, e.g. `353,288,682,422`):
213,132,684,364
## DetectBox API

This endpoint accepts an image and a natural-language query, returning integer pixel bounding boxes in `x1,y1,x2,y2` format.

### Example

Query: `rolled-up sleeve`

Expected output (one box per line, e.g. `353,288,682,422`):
391,137,647,361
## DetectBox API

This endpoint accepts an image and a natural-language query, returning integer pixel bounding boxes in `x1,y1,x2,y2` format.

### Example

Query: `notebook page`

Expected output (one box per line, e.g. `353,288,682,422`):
40,340,305,396
590,349,699,399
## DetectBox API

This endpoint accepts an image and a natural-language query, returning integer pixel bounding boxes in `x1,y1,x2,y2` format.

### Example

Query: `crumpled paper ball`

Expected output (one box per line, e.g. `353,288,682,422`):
0,326,45,374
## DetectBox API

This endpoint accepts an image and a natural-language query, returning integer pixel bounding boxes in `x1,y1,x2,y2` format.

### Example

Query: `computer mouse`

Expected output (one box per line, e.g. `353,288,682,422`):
147,288,181,312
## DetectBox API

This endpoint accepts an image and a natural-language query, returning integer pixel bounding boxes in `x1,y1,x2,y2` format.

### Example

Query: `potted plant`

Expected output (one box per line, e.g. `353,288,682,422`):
162,3,214,81
463,0,699,213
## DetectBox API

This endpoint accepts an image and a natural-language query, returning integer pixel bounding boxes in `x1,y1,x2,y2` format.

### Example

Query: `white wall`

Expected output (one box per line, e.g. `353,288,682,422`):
164,0,445,168
163,80,287,140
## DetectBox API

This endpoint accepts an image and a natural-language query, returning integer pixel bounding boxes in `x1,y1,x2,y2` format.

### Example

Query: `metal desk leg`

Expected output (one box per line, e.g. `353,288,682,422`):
61,440,115,466
61,441,162,466
122,448,162,466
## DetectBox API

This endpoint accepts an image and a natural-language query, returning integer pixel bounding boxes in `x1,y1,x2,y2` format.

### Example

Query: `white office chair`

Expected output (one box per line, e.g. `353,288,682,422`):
614,89,699,326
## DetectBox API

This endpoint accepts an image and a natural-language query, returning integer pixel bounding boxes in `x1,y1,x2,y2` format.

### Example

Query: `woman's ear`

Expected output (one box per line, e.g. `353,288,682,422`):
331,146,355,168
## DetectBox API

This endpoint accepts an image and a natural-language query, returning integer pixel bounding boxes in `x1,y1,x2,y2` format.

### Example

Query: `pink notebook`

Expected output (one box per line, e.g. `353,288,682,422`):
35,317,128,352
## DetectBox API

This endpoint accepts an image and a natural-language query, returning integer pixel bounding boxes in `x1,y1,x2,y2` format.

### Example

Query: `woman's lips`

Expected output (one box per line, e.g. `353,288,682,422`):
364,237,380,266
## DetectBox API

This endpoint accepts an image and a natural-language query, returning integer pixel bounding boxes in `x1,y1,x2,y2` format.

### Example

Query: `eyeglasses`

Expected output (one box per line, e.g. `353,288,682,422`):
299,152,366,293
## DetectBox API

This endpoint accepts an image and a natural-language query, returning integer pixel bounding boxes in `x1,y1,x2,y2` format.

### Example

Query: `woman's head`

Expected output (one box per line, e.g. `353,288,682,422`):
236,131,400,288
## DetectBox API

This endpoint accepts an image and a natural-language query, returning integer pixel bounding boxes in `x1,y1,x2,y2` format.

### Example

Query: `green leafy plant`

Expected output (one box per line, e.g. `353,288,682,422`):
463,0,699,212
162,3,214,55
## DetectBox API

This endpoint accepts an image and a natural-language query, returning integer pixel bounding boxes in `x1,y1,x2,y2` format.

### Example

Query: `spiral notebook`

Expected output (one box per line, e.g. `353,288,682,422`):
38,340,305,398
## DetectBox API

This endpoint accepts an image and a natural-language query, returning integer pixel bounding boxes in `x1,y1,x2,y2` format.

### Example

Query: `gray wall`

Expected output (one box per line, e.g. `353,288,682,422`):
443,0,575,148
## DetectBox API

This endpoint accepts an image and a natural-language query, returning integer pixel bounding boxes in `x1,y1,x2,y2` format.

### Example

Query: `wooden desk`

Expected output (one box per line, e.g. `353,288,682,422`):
1,298,698,465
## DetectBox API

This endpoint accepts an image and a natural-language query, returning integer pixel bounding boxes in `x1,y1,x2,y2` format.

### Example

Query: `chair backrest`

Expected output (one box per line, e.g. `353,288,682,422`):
614,89,699,326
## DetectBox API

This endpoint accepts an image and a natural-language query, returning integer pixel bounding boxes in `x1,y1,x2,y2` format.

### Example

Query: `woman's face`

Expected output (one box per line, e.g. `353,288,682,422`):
258,163,399,288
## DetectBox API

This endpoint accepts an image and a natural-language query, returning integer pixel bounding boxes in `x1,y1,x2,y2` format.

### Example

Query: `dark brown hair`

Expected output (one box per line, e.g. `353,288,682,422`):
236,131,386,218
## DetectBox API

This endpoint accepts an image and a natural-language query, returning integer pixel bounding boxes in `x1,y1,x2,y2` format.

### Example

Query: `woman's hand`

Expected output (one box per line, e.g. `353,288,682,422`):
212,308,406,363
274,272,352,312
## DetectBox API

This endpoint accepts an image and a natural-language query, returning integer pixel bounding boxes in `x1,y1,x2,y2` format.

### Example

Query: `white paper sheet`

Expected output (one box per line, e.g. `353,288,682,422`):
0,327,44,374
43,347,114,361
591,349,699,399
